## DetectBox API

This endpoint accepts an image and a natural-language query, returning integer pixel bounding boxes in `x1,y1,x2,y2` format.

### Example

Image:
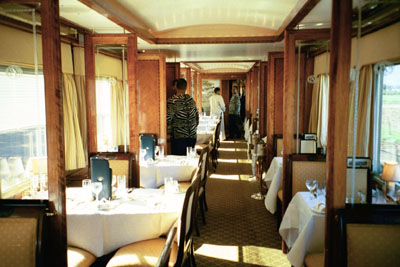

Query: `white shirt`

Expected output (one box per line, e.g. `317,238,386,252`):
209,94,225,117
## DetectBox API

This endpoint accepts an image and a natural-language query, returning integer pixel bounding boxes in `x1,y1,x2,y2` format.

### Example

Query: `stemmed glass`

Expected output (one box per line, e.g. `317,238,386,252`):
92,182,103,203
306,179,318,199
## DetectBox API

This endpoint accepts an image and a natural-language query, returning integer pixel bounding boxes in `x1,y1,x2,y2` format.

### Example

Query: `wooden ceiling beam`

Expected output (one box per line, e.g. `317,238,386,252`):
156,35,280,44
277,0,321,40
286,28,331,41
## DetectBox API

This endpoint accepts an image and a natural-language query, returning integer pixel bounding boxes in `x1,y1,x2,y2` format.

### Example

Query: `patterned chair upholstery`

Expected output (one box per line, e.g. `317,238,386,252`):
346,224,400,266
276,138,283,156
304,252,324,267
0,199,47,267
0,217,38,267
292,161,326,196
338,205,400,267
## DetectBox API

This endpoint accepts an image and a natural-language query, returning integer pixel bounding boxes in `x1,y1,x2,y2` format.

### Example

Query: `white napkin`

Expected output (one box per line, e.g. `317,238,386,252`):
312,201,326,214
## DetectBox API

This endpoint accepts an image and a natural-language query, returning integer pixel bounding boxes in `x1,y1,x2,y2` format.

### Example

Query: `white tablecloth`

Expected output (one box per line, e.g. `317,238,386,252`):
196,131,214,144
197,124,216,132
67,188,185,257
264,157,283,214
140,155,198,188
279,192,325,267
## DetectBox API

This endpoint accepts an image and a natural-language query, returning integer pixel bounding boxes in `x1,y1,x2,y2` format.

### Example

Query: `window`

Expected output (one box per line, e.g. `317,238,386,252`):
373,63,400,172
96,78,117,152
0,68,47,198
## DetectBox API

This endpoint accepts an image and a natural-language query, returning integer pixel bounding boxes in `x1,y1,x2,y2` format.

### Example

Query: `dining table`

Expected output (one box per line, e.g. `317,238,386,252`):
279,191,325,267
263,156,283,214
66,187,185,257
140,155,199,188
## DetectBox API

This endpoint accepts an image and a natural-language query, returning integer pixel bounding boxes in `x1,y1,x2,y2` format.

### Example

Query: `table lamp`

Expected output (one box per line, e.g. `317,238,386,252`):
0,157,10,198
8,157,25,179
381,161,400,198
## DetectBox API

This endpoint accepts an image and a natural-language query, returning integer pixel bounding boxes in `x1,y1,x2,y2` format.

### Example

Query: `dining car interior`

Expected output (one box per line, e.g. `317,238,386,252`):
0,0,400,266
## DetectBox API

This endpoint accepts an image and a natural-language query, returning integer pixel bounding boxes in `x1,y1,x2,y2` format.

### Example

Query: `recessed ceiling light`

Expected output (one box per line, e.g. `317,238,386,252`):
315,23,324,26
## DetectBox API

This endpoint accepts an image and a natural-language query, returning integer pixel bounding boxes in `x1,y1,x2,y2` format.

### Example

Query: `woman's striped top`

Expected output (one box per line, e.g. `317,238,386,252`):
167,94,199,139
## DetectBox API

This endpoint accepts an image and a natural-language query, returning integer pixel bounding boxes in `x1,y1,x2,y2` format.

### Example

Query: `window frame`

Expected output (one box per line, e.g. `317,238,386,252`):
372,61,400,173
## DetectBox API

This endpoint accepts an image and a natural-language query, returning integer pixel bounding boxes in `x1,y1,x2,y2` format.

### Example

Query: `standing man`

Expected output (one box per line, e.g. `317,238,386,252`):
209,87,226,140
167,78,199,155
229,86,241,139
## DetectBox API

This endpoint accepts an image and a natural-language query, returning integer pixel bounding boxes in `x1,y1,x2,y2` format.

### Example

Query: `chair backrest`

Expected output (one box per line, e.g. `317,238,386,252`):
0,200,48,267
89,152,133,187
339,205,400,267
212,119,222,150
175,168,201,266
198,145,210,185
289,154,326,197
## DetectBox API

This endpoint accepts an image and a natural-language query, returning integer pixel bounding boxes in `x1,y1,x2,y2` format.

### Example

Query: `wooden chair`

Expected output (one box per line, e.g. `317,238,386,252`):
337,205,400,267
106,167,201,267
67,247,96,267
211,119,221,170
0,199,48,267
167,145,210,236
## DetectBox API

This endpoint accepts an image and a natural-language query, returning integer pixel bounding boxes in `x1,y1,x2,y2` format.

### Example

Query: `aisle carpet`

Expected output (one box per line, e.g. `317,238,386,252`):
192,140,290,267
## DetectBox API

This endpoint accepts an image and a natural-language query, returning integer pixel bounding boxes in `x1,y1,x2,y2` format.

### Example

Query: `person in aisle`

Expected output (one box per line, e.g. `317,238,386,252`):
167,78,199,155
228,86,241,139
209,87,226,140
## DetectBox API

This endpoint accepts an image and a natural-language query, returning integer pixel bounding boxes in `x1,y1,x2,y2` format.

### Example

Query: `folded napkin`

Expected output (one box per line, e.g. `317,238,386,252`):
312,201,326,214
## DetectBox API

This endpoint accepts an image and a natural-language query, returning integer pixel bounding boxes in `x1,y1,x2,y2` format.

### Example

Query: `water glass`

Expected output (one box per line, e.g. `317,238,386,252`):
158,138,165,145
118,175,126,190
140,149,147,163
158,145,164,158
92,182,103,202
82,179,92,200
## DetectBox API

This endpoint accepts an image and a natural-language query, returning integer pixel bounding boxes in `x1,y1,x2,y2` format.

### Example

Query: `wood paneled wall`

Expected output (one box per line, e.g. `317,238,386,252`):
259,62,268,136
193,71,198,103
166,62,180,99
137,54,167,142
266,52,284,167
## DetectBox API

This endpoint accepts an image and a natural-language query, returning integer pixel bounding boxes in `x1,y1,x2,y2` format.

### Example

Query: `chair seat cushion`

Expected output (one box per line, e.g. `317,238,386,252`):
304,252,324,267
68,247,96,267
106,238,178,267
277,189,283,201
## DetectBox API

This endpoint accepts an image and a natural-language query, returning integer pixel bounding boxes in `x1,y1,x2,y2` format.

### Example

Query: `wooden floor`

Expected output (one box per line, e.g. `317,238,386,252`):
192,140,290,267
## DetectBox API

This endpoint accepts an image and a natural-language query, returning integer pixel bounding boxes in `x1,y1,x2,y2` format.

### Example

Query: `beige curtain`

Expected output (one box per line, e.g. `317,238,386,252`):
308,74,329,148
347,65,375,157
62,74,86,170
111,80,129,146
74,75,87,161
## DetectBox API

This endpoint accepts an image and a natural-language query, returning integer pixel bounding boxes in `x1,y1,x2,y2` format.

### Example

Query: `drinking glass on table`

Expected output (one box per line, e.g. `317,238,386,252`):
82,179,92,200
92,182,102,202
306,179,318,199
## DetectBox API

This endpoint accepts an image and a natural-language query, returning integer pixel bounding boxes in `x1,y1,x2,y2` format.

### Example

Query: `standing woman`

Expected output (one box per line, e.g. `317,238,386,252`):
167,79,199,155
209,87,226,140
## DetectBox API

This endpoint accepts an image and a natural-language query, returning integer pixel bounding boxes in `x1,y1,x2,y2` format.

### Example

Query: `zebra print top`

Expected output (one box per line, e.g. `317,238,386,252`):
167,94,199,139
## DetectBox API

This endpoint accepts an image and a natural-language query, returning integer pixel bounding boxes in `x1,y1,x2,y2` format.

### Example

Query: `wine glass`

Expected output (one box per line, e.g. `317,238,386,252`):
92,182,103,202
306,179,318,199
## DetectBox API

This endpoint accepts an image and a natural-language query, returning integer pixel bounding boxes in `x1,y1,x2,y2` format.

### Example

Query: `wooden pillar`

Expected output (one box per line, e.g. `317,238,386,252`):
193,72,198,103
221,80,230,135
325,1,352,265
245,71,251,118
266,53,284,167
84,34,96,154
282,31,297,220
127,35,138,186
186,68,191,95
198,75,203,112
259,62,268,137
41,0,67,265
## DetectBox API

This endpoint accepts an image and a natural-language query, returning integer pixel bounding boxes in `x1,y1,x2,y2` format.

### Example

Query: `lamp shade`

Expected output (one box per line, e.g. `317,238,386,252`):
8,157,24,177
26,157,47,175
0,157,10,176
381,161,400,182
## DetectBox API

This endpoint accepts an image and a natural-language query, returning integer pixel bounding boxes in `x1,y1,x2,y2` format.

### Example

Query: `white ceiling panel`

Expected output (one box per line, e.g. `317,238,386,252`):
119,0,299,32
60,0,125,33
